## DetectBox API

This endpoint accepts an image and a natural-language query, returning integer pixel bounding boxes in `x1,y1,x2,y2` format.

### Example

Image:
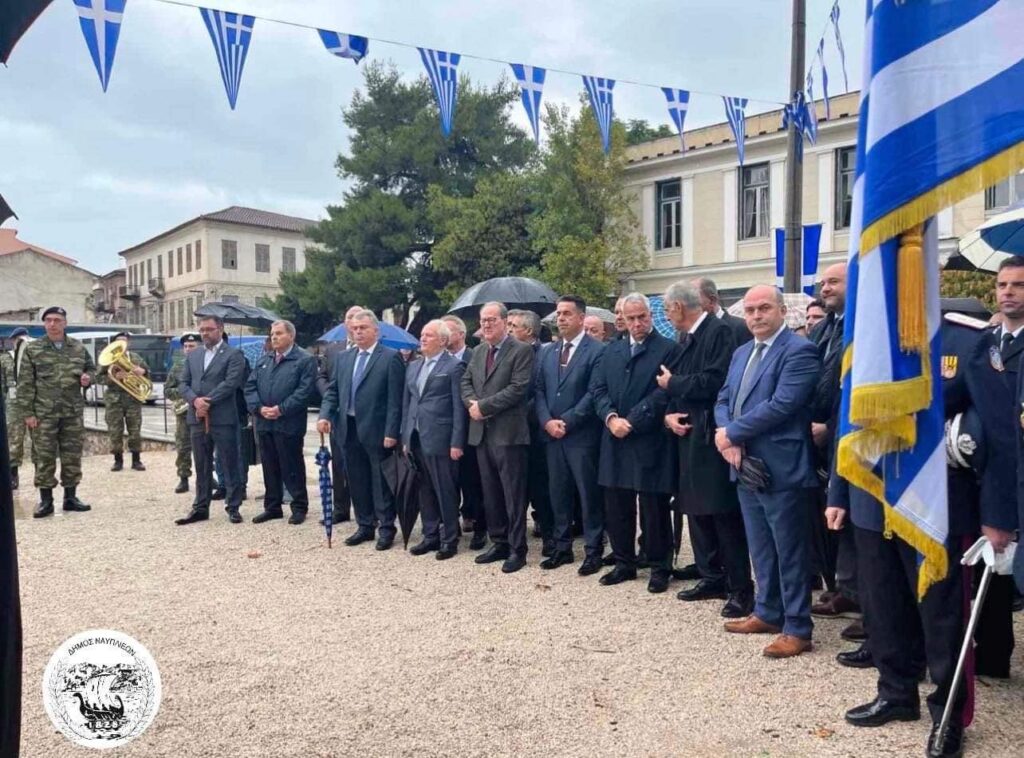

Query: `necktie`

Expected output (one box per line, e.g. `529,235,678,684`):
560,341,572,369
735,342,766,412
274,352,283,365
486,345,497,374
1001,331,1014,359
349,351,369,412
630,341,641,358
825,317,843,361
417,358,436,395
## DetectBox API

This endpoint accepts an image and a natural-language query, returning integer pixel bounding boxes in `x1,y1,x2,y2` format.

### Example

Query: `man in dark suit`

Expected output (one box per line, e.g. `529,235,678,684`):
245,320,317,525
714,285,821,658
317,309,405,550
460,301,535,574
535,295,606,575
402,320,468,559
695,277,752,345
175,315,249,525
315,305,364,523
592,292,684,593
658,281,752,618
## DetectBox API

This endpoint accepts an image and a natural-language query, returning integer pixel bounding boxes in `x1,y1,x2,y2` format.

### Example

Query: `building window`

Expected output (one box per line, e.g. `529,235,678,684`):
168,250,174,278
185,244,192,273
169,302,176,330
157,255,163,278
222,240,238,270
655,180,682,251
178,300,185,329
255,243,270,273
985,172,1024,211
146,259,152,282
195,239,202,270
222,293,240,304
834,147,855,229
739,163,770,240
178,247,184,275
282,247,296,273
186,297,194,320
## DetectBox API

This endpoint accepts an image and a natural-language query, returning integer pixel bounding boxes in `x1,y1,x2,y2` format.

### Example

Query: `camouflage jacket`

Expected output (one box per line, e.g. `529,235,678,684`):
18,335,96,419
0,352,12,398
165,356,189,415
97,349,150,402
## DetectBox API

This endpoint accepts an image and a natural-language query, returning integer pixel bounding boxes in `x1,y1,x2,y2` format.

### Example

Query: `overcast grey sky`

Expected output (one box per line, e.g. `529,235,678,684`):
0,0,862,274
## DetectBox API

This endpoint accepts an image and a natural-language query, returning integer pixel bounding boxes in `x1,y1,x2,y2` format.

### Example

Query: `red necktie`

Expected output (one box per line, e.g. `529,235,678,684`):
485,345,497,374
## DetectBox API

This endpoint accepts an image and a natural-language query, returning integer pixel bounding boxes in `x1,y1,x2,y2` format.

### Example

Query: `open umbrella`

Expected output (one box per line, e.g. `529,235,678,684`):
1,0,53,64
314,435,333,548
947,202,1024,272
195,301,279,328
541,305,615,325
381,452,420,548
448,276,559,317
319,322,418,350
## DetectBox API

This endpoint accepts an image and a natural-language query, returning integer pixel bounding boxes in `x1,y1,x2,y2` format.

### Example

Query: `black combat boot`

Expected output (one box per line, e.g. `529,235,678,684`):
10,465,18,491
111,453,124,472
62,487,92,512
174,477,189,494
33,488,54,518
131,452,146,471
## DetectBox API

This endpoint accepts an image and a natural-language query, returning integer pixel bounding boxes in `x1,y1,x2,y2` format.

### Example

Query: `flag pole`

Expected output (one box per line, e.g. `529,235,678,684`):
783,0,807,293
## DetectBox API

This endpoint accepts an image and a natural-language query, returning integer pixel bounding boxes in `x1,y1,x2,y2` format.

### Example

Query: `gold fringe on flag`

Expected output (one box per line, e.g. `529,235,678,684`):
897,225,927,352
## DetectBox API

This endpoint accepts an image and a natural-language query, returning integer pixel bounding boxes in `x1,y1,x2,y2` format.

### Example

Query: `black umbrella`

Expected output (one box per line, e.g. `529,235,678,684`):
448,276,559,317
0,193,16,226
381,451,420,548
194,301,279,328
1,0,52,64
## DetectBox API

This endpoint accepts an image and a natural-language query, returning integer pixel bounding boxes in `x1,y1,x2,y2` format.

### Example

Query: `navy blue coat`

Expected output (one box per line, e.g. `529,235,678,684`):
591,329,684,494
244,346,317,436
401,351,468,456
319,343,405,449
535,334,604,448
715,327,820,492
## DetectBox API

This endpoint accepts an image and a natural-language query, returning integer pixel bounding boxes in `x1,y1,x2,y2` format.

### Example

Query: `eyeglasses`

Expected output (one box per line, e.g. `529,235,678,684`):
480,317,502,325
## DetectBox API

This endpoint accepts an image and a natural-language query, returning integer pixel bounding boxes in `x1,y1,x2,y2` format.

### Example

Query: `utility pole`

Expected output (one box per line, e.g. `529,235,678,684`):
783,0,806,293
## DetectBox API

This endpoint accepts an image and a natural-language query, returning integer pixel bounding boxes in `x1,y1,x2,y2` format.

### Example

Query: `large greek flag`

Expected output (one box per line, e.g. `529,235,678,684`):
722,96,747,165
73,0,126,92
419,48,461,137
582,76,615,154
317,29,368,64
510,63,545,143
661,88,690,151
838,0,1024,598
199,8,255,110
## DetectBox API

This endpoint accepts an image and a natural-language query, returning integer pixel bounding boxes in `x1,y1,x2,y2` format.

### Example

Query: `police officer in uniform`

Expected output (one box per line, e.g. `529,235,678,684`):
18,307,94,517
4,327,31,490
164,333,200,493
98,331,149,472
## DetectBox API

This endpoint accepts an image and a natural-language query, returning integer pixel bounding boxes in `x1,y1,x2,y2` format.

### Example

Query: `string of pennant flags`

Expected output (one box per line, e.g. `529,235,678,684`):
67,0,851,165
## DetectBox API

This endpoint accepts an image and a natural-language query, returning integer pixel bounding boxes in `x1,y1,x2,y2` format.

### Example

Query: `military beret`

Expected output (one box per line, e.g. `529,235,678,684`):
41,306,67,320
112,331,132,341
179,332,200,345
8,327,28,338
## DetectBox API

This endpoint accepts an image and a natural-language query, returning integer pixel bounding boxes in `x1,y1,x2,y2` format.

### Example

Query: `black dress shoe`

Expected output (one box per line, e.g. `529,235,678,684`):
288,512,306,526
837,645,875,669
540,550,575,570
599,566,637,586
926,722,964,758
475,545,511,564
841,620,867,641
648,570,671,594
174,510,209,525
344,528,376,546
375,535,395,551
601,553,616,566
672,562,702,581
409,540,440,556
578,555,603,576
252,511,284,524
844,697,920,727
226,510,243,524
501,554,526,574
211,488,226,501
436,544,458,560
469,532,489,551
541,540,556,558
721,589,755,618
677,578,728,602
174,478,189,494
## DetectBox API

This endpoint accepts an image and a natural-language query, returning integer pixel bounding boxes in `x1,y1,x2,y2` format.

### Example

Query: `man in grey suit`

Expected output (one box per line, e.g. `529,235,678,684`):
460,301,535,573
402,320,468,559
317,310,405,550
175,315,249,525
695,277,752,346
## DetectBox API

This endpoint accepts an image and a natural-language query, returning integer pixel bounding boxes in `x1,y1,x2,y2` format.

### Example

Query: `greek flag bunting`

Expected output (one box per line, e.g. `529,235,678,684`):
837,0,1024,598
510,63,545,143
722,96,747,165
782,90,816,153
829,1,849,92
817,38,831,119
582,76,615,154
73,0,126,92
774,224,822,294
199,8,255,110
317,29,368,64
661,88,690,151
805,70,819,143
419,48,461,137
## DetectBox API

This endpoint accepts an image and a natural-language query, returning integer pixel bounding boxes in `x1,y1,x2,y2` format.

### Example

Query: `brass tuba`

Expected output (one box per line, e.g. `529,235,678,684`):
98,341,152,403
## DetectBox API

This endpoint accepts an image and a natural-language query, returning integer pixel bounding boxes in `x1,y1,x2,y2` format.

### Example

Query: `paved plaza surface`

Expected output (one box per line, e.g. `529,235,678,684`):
13,452,1024,757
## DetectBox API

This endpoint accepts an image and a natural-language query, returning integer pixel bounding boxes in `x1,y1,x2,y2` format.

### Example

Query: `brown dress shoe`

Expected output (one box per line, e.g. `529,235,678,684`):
811,594,861,618
723,615,782,634
763,634,813,658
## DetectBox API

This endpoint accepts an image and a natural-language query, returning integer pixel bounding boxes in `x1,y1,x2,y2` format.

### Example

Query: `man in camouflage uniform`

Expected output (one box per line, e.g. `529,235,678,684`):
165,333,199,493
18,306,94,518
97,331,149,472
4,327,32,490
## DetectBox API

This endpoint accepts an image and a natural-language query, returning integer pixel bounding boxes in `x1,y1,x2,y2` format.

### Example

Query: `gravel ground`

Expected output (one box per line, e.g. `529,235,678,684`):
14,452,1024,757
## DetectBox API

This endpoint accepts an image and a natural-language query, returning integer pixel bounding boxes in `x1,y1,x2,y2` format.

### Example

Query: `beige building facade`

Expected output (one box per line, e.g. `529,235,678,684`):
118,206,316,333
623,91,1009,301
0,229,98,322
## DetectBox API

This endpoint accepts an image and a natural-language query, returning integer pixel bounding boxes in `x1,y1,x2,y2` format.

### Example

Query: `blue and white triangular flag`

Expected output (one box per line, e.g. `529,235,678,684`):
582,76,615,154
829,1,849,92
73,0,126,92
199,8,255,110
722,96,748,165
661,88,690,150
318,29,368,64
419,48,461,137
805,70,819,142
510,63,545,143
782,90,816,154
817,38,831,119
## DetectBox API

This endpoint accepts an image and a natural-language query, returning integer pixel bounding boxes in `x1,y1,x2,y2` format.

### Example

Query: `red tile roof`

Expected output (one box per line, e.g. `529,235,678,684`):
0,228,78,265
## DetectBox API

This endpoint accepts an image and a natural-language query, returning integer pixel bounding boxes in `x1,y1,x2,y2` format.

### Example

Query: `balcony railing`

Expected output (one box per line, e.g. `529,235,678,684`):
119,285,141,300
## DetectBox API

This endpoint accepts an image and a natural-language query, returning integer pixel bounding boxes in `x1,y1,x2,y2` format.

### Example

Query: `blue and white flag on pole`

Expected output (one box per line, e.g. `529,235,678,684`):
774,224,822,294
199,8,255,110
73,0,126,92
661,88,690,151
817,38,831,119
838,0,1024,598
722,96,748,165
829,1,849,92
317,29,368,64
510,63,545,143
805,70,819,143
782,90,816,152
582,76,615,154
419,48,461,137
